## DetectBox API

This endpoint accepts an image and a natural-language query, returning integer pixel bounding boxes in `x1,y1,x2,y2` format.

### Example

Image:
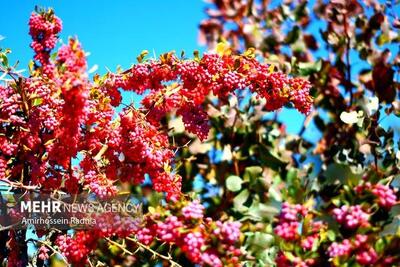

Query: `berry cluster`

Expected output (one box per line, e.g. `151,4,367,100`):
355,182,398,209
56,209,141,264
48,39,89,168
84,170,117,199
182,231,206,263
182,199,205,219
134,200,242,267
56,231,98,265
274,202,326,266
274,202,307,241
0,156,7,179
289,78,313,114
29,9,62,75
95,212,141,237
6,232,26,267
178,105,210,141
301,234,318,251
213,220,242,244
156,215,183,242
332,205,370,229
328,235,379,265
38,245,50,261
116,109,180,200
275,251,316,267
274,180,399,267
371,184,397,208
327,239,352,258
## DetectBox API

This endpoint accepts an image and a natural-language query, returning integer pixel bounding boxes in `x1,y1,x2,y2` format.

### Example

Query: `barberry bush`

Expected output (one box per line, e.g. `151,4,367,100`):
196,0,400,266
0,6,312,267
0,1,399,266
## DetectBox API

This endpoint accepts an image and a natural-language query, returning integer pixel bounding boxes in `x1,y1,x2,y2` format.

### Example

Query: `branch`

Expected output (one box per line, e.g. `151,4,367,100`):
0,65,23,83
343,14,353,106
107,237,182,267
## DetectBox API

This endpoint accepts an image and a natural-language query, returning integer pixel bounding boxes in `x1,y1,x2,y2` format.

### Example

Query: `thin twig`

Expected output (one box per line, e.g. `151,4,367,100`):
0,65,22,83
0,222,20,232
106,238,134,256
343,14,353,106
107,237,182,267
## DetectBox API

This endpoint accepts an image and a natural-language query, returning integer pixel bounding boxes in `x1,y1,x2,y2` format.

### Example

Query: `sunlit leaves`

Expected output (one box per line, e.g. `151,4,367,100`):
340,110,364,125
297,59,322,76
226,175,243,192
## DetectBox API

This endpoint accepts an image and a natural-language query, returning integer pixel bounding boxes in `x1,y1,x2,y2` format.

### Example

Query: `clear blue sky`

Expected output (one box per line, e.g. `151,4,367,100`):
0,1,206,72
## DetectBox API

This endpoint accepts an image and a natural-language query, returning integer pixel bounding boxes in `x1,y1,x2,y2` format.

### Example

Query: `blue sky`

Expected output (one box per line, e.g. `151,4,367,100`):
0,1,206,71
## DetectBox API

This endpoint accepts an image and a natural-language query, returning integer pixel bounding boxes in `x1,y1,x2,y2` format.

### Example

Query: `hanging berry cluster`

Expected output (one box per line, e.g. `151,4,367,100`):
29,8,62,75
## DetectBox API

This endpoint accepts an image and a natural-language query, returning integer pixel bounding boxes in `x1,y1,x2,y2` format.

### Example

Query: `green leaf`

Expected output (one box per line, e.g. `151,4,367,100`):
285,26,300,44
233,189,250,213
314,115,326,131
376,33,390,46
0,53,8,67
323,163,362,186
243,47,256,58
243,166,263,182
50,51,57,61
256,144,287,171
136,50,149,63
298,59,322,76
247,200,280,221
286,168,297,182
285,252,296,262
381,209,400,236
331,197,341,206
374,238,385,253
193,50,200,61
226,175,243,192
32,98,43,107
294,1,307,21
248,232,274,250
255,248,277,266
28,60,35,73
327,230,336,241
268,185,282,202
148,192,164,207
216,41,232,56
108,243,122,255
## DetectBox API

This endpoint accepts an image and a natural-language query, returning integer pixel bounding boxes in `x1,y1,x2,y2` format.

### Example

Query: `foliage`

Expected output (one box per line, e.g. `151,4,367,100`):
196,0,400,266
